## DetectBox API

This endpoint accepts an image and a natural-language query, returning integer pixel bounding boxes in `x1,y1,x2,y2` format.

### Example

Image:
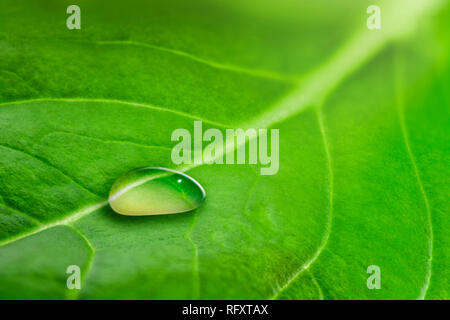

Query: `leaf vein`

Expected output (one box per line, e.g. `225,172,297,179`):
0,201,108,247
185,212,200,299
0,98,231,128
66,225,96,300
0,202,42,226
309,271,324,300
97,40,297,83
0,144,102,198
47,131,173,152
269,107,333,299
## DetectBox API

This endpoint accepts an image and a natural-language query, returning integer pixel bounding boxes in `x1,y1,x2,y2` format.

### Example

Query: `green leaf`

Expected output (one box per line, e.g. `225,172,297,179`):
0,0,448,299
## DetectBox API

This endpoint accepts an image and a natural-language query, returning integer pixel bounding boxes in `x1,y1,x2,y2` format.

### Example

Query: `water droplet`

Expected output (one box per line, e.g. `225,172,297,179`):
108,167,206,216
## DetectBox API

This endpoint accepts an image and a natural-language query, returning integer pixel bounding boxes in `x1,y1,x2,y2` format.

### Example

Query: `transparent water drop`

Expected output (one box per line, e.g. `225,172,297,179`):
108,167,206,216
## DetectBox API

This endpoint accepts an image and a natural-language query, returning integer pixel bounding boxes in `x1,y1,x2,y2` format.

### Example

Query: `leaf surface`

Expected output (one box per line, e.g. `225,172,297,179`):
0,0,448,299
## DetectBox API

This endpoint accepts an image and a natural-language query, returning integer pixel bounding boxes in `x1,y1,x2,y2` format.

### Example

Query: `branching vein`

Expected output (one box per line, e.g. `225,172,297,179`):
0,203,42,226
185,212,200,299
269,107,334,300
0,201,107,247
0,144,102,198
309,271,324,300
394,50,433,300
46,131,173,152
0,98,231,128
97,40,297,83
66,225,96,300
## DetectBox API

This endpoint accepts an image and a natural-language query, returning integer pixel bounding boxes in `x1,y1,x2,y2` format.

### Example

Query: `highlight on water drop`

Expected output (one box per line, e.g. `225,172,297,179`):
108,167,206,216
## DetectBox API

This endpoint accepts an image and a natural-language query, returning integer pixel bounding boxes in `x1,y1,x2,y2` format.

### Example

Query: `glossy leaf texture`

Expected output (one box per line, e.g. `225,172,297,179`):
0,0,448,299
